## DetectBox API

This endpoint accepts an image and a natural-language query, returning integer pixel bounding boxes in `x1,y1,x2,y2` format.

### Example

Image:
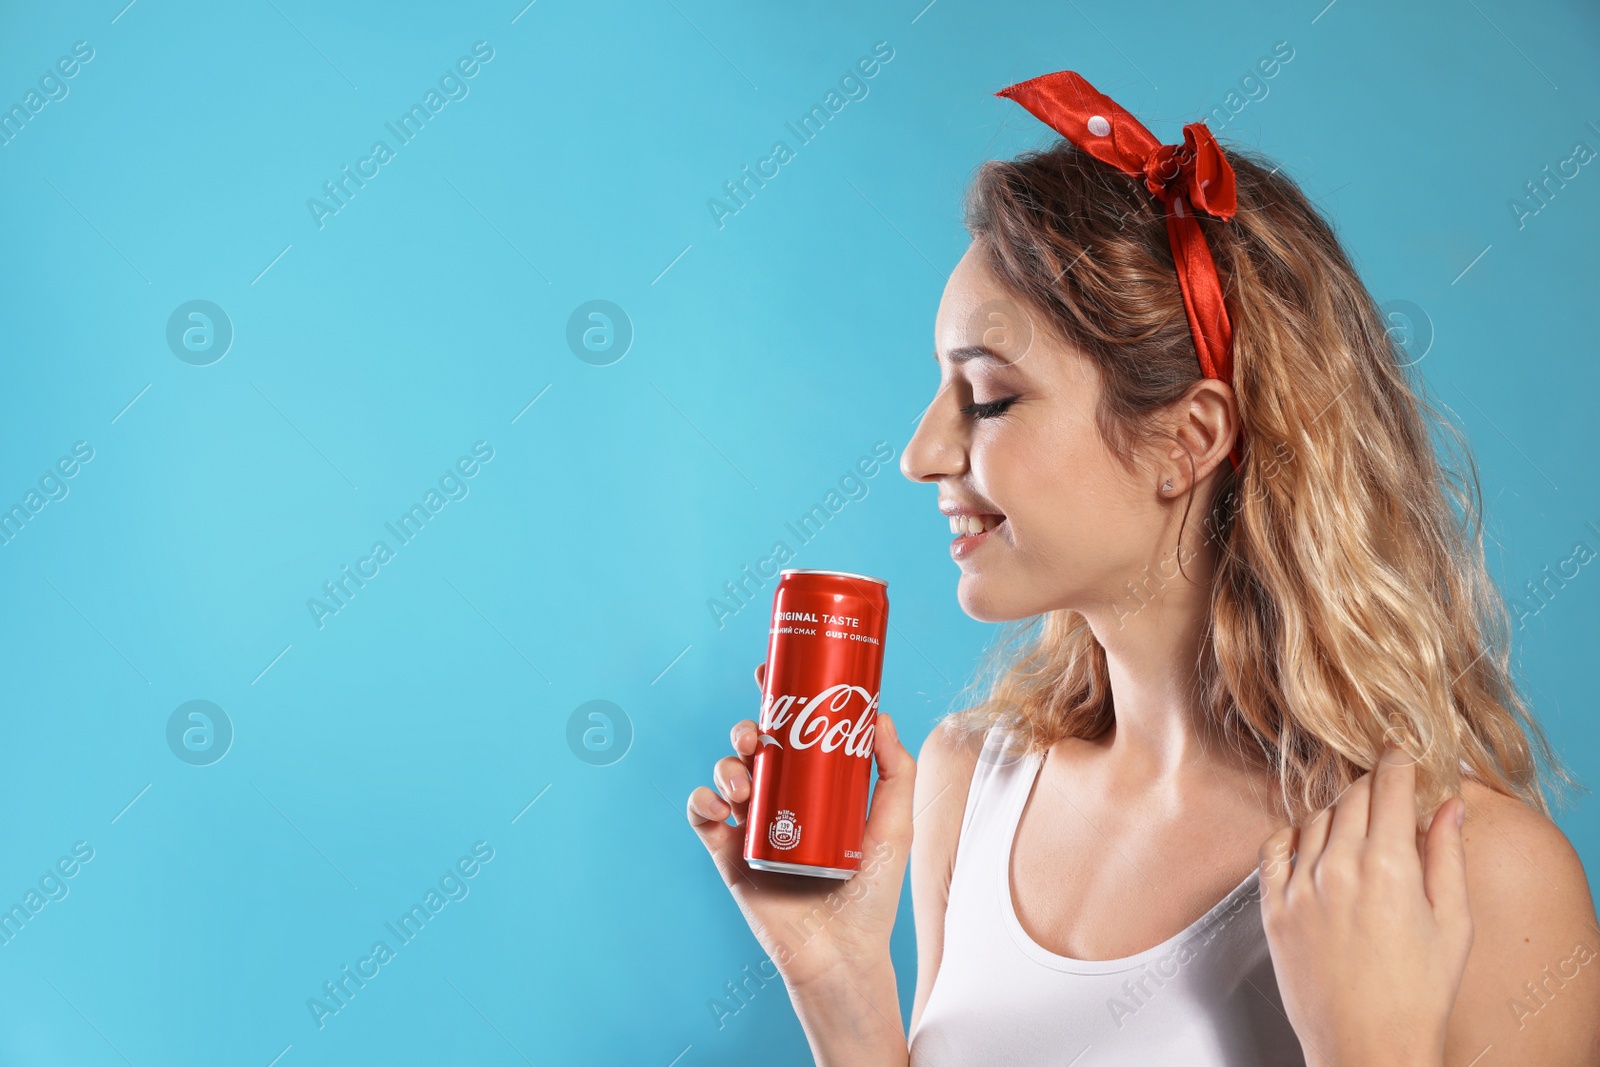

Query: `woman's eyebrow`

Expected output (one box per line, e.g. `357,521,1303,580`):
932,344,1015,366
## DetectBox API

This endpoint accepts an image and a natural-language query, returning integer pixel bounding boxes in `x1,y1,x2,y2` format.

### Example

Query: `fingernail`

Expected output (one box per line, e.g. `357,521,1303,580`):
1455,798,1465,829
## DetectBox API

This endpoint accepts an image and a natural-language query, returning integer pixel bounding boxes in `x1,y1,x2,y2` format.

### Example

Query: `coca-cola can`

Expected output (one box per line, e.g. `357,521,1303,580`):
744,568,889,879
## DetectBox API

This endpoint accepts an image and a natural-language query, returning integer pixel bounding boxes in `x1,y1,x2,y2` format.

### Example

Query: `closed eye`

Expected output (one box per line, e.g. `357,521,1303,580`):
961,395,1019,419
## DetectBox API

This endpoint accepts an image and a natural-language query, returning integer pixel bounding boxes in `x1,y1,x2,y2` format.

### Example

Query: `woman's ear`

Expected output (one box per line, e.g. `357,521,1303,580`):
1160,378,1238,495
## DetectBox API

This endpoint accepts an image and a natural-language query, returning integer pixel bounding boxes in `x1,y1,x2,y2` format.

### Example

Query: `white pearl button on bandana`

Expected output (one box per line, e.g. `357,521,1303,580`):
1087,115,1111,136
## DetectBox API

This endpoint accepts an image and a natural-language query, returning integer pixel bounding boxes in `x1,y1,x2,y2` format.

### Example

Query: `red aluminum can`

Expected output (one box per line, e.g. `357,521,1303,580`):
743,568,889,879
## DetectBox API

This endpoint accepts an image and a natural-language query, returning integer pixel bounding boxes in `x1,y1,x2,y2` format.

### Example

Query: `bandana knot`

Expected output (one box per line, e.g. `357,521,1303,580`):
1141,124,1237,220
995,70,1245,468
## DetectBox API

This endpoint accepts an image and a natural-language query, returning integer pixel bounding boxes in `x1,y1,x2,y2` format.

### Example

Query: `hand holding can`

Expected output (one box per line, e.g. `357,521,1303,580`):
686,570,916,990
744,569,890,879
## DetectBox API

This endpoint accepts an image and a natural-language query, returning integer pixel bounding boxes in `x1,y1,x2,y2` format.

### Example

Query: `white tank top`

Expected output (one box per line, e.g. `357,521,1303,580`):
908,724,1306,1065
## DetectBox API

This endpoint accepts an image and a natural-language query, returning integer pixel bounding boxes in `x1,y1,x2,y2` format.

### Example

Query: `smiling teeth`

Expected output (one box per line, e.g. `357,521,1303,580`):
950,514,1002,537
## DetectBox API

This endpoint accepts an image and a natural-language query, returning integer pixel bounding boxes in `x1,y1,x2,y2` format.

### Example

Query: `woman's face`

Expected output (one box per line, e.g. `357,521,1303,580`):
900,242,1180,625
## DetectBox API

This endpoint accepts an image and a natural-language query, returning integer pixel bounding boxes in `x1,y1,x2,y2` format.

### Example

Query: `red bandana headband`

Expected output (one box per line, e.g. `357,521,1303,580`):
995,70,1244,469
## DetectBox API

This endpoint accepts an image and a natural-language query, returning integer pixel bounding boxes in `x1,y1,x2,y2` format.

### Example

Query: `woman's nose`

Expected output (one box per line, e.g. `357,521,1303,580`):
900,386,966,484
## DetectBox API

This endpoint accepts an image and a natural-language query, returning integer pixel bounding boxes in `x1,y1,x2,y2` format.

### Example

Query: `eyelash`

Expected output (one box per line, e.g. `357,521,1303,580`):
961,395,1019,420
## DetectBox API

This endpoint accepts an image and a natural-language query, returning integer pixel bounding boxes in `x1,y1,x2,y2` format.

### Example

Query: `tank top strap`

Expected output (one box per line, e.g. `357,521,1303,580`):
947,721,1045,906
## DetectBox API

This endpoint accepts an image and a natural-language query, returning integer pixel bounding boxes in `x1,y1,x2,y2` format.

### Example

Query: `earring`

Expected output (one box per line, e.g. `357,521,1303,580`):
1162,480,1173,493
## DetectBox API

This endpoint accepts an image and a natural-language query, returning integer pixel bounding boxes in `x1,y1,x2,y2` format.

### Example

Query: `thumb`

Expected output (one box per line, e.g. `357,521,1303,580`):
686,788,751,891
1422,795,1470,923
862,713,917,857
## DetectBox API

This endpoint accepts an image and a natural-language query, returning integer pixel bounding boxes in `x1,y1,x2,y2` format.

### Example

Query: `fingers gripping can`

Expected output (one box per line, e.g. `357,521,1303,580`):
744,568,889,879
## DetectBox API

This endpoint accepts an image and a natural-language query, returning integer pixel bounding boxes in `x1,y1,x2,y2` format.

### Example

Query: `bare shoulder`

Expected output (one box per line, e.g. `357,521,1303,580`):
1446,778,1600,1065
916,713,990,775
911,716,990,879
1458,778,1594,922
908,714,991,1035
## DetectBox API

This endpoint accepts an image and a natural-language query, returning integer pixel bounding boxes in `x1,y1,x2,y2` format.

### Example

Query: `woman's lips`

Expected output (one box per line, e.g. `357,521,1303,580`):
951,517,1006,561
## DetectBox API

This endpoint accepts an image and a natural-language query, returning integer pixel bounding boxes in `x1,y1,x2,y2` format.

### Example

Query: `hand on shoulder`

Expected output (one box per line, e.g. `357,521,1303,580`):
1258,747,1600,1067
1258,745,1474,1066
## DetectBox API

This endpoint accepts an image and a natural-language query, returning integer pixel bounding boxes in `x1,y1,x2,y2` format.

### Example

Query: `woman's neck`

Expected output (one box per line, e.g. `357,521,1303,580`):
1079,547,1248,789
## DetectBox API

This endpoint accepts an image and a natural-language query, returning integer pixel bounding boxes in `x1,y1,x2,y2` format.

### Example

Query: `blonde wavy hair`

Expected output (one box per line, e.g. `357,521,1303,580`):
941,138,1573,825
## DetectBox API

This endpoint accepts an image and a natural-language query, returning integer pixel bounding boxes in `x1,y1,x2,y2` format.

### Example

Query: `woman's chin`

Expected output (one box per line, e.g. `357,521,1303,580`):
956,575,1039,623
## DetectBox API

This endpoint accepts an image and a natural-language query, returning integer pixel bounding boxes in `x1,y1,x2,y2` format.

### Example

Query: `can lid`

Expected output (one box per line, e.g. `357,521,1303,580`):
779,568,888,587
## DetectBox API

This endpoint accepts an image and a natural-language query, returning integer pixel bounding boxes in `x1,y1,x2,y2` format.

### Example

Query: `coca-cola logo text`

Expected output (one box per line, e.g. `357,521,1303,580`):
757,683,877,758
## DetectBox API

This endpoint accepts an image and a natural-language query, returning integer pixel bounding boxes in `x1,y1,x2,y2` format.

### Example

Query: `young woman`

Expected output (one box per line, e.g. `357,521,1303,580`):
687,70,1600,1065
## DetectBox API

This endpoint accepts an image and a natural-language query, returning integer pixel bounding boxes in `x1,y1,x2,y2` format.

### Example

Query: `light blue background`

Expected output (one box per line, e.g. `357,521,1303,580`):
0,0,1596,1063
